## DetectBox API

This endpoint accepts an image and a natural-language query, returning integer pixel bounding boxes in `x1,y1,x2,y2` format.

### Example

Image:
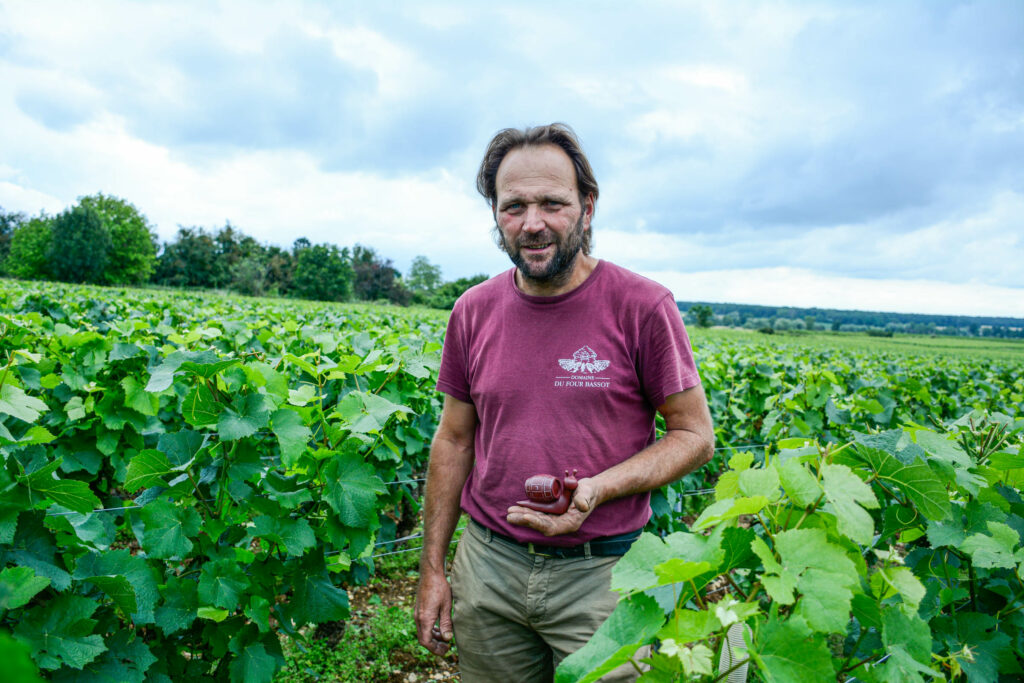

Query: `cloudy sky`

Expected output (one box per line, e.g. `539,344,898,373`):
1,1,1022,317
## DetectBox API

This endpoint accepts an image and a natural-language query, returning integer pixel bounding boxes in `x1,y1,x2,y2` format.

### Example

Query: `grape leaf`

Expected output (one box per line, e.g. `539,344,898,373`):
849,444,951,521
652,559,712,585
24,470,99,515
822,463,879,545
271,409,312,467
145,350,236,392
750,614,834,683
229,642,276,683
73,549,160,624
13,594,106,670
182,384,220,427
872,566,926,609
197,606,229,622
154,576,197,635
0,383,49,424
84,575,138,615
692,496,769,531
775,458,822,508
217,393,270,441
139,499,201,559
322,453,386,528
50,629,156,683
124,450,172,491
0,424,55,448
961,521,1021,569
754,529,859,633
882,603,931,665
554,594,663,683
198,559,250,611
251,515,316,557
245,596,272,633
157,429,206,469
655,609,721,645
738,467,781,500
612,532,723,595
286,563,350,625
0,566,51,610
121,376,158,416
914,430,971,468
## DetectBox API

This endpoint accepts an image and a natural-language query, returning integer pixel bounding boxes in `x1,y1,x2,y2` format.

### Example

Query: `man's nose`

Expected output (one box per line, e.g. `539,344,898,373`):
522,205,545,232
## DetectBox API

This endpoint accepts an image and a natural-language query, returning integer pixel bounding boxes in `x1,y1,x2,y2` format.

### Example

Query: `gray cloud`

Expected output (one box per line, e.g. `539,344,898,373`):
0,0,1020,312
109,27,377,151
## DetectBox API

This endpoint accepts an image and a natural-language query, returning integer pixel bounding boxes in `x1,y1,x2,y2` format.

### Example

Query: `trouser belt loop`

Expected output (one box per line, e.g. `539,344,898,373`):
583,541,592,560
482,525,492,542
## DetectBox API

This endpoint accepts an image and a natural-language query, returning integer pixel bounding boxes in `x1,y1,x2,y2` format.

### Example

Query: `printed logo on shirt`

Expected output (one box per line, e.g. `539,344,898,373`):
554,346,612,388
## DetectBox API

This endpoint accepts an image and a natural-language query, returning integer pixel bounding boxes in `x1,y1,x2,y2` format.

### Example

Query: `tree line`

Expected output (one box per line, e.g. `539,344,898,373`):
681,301,1024,338
0,195,487,309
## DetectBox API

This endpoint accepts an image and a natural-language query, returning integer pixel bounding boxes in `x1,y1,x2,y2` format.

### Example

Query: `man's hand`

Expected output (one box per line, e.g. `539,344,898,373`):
414,570,455,656
506,477,600,536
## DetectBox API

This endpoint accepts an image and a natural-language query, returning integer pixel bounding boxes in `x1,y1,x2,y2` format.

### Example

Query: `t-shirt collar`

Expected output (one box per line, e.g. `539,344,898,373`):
509,259,606,305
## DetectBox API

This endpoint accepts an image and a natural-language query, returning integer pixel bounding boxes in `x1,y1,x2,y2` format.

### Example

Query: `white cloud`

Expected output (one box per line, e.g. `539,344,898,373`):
658,65,749,94
643,266,1024,318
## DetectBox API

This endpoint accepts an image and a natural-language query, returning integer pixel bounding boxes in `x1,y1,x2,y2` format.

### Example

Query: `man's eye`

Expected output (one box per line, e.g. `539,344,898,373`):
506,203,523,211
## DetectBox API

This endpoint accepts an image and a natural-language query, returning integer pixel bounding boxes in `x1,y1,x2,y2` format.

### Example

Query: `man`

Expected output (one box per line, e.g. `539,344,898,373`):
414,123,714,682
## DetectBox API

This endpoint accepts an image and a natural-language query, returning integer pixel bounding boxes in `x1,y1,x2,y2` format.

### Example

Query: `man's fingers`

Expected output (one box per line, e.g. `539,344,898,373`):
572,479,599,513
506,506,588,536
506,507,552,532
438,607,454,641
414,576,454,656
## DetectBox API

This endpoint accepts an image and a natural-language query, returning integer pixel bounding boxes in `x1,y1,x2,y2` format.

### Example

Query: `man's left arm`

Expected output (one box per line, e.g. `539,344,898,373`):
506,384,715,536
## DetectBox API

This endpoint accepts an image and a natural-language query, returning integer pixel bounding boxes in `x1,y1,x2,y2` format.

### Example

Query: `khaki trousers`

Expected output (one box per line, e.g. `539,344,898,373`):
450,520,642,683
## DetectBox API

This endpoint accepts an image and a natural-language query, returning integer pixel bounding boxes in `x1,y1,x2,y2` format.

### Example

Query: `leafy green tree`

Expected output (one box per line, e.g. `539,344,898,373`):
0,207,26,275
213,223,261,289
6,214,52,280
77,193,158,285
47,205,111,283
292,243,354,302
154,227,220,288
689,304,713,328
154,224,262,289
351,244,409,304
230,256,269,297
262,245,295,296
406,256,443,295
428,273,489,309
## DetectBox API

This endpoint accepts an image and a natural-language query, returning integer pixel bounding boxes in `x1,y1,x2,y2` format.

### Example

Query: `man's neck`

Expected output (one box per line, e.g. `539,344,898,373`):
515,255,599,297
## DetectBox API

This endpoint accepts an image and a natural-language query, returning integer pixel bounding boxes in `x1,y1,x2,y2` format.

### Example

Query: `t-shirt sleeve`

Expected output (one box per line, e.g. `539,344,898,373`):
637,293,701,408
435,299,473,403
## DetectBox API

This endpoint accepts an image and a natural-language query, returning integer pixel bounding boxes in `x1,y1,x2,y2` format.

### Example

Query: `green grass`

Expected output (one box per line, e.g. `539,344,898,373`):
274,605,435,683
690,327,1024,362
275,523,465,682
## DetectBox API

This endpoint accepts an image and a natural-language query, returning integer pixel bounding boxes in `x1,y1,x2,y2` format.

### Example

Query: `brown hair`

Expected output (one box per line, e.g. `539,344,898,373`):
476,123,599,254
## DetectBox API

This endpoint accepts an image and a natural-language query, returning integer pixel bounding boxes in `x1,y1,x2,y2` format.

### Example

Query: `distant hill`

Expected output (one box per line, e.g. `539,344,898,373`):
676,301,1024,338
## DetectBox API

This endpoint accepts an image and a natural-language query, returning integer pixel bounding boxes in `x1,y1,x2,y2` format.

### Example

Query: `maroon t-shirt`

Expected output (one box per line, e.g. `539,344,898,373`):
436,260,701,546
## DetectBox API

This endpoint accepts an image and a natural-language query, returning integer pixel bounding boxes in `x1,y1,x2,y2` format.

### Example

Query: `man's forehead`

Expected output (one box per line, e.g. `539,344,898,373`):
495,144,579,197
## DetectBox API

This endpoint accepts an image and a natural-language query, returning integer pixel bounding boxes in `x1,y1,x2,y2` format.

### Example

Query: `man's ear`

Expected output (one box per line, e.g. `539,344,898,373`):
583,193,595,226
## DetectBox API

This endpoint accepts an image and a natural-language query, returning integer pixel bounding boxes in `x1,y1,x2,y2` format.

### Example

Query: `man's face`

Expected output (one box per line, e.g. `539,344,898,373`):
493,144,593,288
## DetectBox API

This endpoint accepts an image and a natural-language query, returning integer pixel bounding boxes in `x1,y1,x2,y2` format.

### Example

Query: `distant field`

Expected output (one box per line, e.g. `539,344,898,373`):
691,326,1024,362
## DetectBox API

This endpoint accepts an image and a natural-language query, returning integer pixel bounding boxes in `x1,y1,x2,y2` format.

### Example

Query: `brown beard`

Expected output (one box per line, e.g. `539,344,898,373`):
500,213,586,289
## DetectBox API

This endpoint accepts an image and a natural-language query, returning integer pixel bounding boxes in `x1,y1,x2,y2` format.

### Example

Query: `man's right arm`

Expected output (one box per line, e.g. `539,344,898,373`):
414,394,477,656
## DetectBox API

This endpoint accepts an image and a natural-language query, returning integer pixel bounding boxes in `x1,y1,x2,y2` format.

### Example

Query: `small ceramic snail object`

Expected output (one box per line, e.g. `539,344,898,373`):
516,469,579,514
